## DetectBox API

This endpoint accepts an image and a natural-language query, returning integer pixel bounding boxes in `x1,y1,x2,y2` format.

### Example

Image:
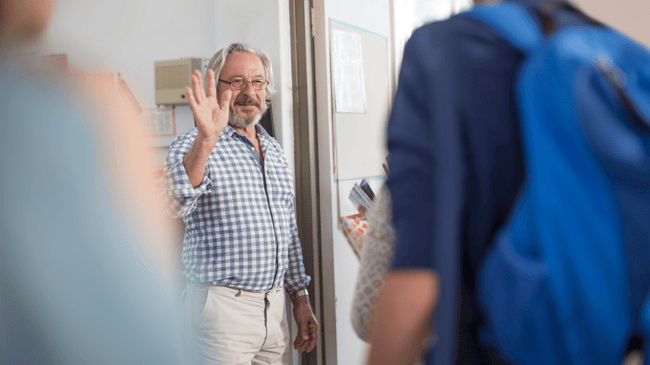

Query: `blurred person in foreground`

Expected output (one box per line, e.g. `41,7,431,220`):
0,0,182,363
163,43,317,364
365,0,613,364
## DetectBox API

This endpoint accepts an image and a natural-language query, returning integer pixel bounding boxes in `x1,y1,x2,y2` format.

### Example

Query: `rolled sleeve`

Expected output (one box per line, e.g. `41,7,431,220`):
163,160,212,217
162,133,213,218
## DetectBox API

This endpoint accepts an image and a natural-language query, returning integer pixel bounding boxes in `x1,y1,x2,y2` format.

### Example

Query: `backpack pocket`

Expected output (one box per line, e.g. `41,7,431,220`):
478,191,561,365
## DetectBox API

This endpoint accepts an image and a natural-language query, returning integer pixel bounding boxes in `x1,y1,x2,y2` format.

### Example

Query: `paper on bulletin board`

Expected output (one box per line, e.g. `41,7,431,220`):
330,29,367,114
329,19,389,181
140,107,176,136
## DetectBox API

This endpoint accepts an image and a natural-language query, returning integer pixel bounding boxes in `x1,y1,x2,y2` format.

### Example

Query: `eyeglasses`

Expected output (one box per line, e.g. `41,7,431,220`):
218,78,268,91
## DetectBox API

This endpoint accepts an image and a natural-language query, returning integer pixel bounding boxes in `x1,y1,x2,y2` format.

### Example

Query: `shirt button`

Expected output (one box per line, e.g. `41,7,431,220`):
251,147,255,151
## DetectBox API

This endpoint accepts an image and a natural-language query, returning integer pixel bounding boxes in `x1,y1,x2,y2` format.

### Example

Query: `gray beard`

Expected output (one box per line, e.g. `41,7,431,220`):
228,104,268,128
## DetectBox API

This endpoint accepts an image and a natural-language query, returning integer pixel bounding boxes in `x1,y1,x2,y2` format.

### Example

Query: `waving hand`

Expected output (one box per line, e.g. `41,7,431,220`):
186,69,231,145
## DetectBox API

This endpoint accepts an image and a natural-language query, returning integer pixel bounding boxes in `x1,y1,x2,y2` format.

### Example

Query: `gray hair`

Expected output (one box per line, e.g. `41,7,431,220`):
205,43,276,107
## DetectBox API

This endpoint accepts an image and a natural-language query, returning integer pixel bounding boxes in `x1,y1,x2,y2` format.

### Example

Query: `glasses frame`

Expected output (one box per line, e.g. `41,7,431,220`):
218,78,268,91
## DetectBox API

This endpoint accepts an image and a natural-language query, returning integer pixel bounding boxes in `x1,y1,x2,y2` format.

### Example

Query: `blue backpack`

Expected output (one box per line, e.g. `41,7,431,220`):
466,2,650,364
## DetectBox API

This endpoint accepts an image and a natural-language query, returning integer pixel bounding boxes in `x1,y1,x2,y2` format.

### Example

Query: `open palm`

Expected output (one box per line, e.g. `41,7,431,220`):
186,69,231,144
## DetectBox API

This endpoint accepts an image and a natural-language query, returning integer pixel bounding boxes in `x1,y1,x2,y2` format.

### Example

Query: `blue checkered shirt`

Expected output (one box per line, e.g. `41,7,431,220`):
163,125,310,293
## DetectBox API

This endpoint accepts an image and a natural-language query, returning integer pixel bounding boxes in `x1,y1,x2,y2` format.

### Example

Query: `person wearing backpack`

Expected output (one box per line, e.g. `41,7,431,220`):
367,0,650,364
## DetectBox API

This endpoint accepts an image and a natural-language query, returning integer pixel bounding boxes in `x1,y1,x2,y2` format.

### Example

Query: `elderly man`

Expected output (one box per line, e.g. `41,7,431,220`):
163,43,317,364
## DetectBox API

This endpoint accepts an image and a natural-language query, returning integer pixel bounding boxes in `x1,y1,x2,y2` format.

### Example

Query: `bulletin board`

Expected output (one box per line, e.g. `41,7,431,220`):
329,19,390,181
140,107,176,136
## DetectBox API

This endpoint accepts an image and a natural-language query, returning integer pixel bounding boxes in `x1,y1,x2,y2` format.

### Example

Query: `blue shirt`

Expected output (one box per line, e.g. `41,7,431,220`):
387,5,527,365
164,125,310,293
387,1,588,364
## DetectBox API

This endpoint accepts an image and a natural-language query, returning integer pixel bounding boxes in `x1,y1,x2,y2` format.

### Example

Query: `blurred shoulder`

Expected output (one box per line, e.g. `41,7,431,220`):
406,12,521,67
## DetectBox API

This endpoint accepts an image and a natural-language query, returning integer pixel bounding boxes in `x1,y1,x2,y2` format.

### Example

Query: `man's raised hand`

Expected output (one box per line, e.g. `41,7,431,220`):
186,69,231,145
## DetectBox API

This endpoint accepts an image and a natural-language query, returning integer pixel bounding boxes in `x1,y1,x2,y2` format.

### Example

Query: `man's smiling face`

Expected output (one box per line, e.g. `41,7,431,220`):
216,51,267,128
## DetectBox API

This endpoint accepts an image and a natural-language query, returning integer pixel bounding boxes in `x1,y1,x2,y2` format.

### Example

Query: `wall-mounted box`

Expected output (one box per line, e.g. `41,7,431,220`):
154,58,202,105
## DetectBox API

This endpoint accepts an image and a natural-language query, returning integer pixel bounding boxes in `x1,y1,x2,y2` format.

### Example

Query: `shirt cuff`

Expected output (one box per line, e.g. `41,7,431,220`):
167,160,212,198
284,274,311,294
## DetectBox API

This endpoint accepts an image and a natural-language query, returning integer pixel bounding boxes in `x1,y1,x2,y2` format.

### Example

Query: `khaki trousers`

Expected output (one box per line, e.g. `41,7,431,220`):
183,283,290,365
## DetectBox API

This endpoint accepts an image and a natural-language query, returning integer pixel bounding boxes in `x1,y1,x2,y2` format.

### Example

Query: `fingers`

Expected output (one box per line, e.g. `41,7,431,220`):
220,89,232,111
293,334,303,351
218,90,231,124
306,322,318,353
294,333,316,352
294,320,318,353
191,70,204,103
293,335,302,351
298,320,309,342
294,322,309,352
206,69,216,98
294,335,309,353
305,337,317,353
186,86,198,113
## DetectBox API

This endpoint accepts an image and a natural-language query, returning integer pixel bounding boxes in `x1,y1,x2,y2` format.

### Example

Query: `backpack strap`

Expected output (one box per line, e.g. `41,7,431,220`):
465,1,543,53
534,1,606,35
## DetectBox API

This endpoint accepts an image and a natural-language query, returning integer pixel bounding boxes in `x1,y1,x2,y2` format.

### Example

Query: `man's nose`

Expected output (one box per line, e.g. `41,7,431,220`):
242,81,257,96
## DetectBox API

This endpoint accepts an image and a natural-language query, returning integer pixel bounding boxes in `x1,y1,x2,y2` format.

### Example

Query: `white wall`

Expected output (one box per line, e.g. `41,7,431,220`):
42,0,294,169
43,0,215,155
572,0,650,48
313,0,392,364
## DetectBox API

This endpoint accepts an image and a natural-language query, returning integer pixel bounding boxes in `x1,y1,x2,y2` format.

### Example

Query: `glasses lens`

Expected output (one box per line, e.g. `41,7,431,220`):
227,79,266,90
231,79,245,89
252,80,266,90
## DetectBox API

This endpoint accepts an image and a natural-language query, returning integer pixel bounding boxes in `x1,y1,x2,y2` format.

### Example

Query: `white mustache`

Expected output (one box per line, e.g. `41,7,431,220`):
234,97,260,108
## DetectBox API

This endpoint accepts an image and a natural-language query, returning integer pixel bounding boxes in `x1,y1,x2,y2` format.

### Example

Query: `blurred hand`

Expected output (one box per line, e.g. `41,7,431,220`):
186,69,231,145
